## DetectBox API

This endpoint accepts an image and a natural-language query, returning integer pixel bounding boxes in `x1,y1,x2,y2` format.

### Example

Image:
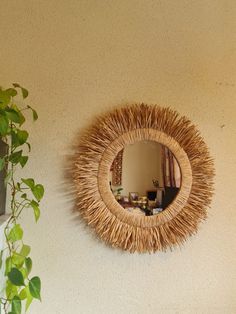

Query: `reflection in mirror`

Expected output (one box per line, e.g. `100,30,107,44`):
110,141,181,216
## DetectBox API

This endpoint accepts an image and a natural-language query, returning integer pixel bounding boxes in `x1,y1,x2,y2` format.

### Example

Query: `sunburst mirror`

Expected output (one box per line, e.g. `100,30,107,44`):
74,104,214,253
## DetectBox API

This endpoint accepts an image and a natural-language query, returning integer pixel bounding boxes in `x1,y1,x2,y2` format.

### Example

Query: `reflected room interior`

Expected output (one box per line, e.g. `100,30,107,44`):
110,141,181,216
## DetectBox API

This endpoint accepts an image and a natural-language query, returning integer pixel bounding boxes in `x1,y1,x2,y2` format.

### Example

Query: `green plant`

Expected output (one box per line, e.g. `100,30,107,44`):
0,84,44,313
115,188,123,196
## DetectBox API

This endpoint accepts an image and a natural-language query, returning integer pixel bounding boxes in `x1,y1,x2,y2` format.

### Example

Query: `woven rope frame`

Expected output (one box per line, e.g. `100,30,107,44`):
74,104,214,253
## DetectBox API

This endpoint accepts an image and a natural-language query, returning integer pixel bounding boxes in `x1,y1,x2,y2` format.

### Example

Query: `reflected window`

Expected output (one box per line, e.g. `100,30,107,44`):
110,141,181,216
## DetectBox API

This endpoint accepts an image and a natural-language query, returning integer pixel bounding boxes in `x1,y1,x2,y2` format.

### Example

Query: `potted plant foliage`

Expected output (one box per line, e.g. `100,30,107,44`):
0,84,44,313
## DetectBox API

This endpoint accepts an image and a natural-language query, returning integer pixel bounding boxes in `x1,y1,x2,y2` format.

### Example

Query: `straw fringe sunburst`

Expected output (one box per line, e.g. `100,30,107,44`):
74,104,214,253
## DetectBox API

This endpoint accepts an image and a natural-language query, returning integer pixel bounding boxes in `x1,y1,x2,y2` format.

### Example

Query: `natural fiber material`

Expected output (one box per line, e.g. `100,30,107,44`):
74,104,214,253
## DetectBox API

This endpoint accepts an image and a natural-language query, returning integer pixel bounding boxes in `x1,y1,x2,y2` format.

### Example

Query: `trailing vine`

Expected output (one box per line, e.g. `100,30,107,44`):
0,84,44,313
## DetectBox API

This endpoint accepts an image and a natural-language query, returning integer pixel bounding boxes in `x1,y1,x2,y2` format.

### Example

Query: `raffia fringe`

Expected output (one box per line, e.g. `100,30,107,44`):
73,104,215,253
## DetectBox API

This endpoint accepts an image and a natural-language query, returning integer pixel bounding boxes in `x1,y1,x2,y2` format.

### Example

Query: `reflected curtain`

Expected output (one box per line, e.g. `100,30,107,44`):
162,146,181,188
110,149,124,186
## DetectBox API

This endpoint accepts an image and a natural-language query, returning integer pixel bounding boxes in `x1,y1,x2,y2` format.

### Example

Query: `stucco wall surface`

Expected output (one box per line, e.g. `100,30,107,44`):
0,1,236,313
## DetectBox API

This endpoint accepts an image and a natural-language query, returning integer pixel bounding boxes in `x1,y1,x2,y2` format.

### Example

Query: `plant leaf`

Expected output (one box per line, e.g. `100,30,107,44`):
6,280,18,299
25,286,33,311
8,224,23,242
12,83,28,99
19,267,27,279
11,130,20,148
5,257,12,275
27,105,38,121
9,150,23,164
21,193,27,199
0,157,5,171
21,178,35,190
12,252,25,268
29,277,41,301
25,257,32,275
30,200,40,222
32,184,44,201
20,245,31,257
32,109,38,121
17,130,29,145
21,88,28,99
19,288,27,300
11,104,25,125
0,90,11,108
5,108,22,124
12,296,22,314
19,156,28,168
0,112,9,135
26,142,31,152
8,268,25,286
6,88,17,97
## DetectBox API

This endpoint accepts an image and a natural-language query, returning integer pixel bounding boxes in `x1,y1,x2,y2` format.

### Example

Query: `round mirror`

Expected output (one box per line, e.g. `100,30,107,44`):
74,104,214,252
110,141,181,216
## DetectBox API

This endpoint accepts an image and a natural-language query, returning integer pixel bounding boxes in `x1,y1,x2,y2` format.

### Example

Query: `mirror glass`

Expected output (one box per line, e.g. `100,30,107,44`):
110,141,181,216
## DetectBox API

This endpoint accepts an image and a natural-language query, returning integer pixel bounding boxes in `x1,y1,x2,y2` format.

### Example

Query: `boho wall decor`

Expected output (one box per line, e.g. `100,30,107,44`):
74,104,214,253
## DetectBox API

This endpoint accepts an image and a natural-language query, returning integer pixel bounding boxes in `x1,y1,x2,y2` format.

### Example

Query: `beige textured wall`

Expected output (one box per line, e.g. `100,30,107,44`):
0,1,236,313
122,142,163,196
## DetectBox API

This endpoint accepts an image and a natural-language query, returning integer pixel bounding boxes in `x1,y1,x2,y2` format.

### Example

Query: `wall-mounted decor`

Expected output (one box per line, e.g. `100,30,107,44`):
74,104,214,253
